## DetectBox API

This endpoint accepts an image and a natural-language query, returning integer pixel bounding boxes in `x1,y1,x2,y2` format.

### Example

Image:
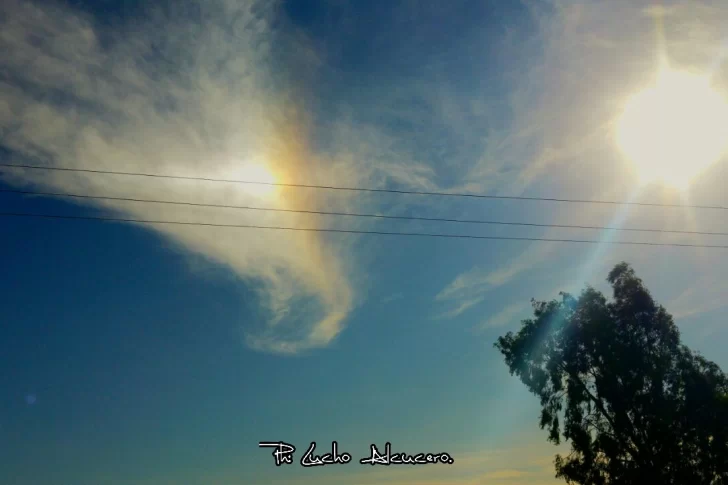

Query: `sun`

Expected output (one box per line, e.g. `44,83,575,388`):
616,68,728,190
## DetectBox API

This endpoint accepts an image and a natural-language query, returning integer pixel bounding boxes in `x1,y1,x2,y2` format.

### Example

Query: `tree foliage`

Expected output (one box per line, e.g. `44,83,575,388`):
495,263,728,485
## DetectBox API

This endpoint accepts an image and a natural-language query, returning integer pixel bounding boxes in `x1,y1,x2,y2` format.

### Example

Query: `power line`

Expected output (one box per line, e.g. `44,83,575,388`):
1,162,726,210
3,188,728,237
2,211,728,249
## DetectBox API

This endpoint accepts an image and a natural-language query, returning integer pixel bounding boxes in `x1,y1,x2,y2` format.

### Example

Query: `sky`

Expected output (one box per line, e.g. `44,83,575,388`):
2,0,728,484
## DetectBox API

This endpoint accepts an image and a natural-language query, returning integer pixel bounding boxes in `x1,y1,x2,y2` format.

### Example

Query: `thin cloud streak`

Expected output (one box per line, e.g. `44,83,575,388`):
476,302,530,331
435,241,557,318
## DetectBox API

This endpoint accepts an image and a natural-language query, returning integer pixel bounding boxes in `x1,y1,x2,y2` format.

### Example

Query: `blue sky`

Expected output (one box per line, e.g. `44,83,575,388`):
2,0,728,484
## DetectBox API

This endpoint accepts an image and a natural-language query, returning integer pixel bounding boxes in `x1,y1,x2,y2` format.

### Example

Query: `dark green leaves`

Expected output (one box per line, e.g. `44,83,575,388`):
495,262,728,485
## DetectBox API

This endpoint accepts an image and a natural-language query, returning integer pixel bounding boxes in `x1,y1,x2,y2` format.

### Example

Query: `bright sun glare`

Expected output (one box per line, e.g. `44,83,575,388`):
236,163,278,198
616,68,728,190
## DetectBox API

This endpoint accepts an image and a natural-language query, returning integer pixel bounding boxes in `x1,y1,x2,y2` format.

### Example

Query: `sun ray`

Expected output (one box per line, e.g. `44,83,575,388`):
568,188,644,291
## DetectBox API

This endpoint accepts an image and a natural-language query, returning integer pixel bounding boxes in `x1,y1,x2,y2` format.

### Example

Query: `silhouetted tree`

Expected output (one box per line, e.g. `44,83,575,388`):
495,262,728,485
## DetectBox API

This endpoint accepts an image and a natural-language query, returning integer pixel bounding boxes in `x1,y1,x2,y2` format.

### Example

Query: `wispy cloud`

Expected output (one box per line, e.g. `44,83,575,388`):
4,0,728,353
476,302,530,331
0,0,436,354
436,295,487,319
435,242,556,319
433,0,728,327
668,272,728,321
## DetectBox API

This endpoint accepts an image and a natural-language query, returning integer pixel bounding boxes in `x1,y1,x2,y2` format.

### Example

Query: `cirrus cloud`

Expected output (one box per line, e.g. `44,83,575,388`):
0,0,435,354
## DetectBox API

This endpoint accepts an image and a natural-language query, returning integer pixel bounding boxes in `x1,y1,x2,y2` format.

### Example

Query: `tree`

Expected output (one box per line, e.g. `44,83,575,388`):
495,262,728,485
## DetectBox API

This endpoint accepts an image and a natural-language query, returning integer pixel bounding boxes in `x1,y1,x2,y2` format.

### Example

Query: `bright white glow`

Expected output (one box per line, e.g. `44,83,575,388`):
616,68,728,190
233,163,278,198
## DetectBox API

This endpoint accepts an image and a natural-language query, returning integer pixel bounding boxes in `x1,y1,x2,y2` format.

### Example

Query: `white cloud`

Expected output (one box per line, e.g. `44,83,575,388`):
477,302,530,331
0,0,437,354
432,0,728,326
435,241,557,318
668,271,728,321
4,0,728,353
436,295,487,320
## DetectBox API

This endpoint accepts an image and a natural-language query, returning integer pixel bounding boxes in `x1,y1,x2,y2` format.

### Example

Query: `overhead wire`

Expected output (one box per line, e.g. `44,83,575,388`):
2,211,728,249
1,162,727,210
1,187,727,236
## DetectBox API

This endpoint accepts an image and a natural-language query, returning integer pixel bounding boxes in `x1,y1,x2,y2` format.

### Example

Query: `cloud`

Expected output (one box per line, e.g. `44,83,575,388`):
669,287,723,320
436,295,488,319
435,241,557,319
476,302,530,331
667,267,728,322
0,0,437,354
499,0,728,193
4,0,728,353
432,0,728,326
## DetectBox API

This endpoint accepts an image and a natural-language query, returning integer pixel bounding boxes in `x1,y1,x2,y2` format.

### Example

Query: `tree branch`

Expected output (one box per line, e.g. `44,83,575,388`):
560,364,644,465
